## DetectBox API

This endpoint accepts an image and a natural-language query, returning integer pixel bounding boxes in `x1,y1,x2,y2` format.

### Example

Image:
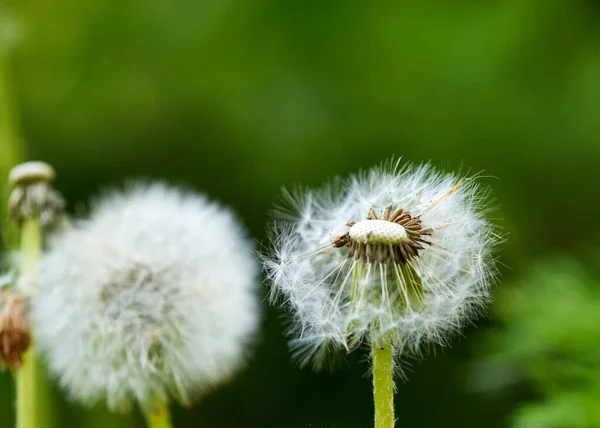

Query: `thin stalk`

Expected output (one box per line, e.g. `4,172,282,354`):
144,400,173,428
15,349,37,428
372,342,395,428
0,48,24,210
16,218,41,428
19,218,41,291
1,19,54,428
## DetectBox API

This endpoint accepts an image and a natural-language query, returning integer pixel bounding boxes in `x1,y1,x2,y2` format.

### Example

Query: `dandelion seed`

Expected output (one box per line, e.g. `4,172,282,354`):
34,182,260,414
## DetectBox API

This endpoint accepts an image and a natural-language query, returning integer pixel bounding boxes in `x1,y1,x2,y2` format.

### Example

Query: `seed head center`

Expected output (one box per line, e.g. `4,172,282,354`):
349,220,407,245
333,205,432,263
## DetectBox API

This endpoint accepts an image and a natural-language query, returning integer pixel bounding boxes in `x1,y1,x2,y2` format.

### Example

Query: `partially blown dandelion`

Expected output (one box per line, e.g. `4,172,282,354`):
34,182,260,422
264,160,498,427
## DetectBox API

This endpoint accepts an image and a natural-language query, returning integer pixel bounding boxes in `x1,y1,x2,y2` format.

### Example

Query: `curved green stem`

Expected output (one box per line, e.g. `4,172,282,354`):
372,342,395,428
144,400,173,428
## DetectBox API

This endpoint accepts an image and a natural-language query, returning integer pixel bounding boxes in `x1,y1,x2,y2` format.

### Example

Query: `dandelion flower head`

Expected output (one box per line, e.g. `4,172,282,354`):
35,182,260,412
264,160,497,368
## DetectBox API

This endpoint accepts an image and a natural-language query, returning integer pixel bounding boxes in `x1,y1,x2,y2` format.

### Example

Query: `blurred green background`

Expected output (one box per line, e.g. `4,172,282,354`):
2,0,600,426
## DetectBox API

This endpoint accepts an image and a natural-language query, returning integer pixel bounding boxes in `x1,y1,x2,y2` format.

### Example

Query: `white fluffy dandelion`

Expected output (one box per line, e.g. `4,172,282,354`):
264,160,498,367
34,182,260,415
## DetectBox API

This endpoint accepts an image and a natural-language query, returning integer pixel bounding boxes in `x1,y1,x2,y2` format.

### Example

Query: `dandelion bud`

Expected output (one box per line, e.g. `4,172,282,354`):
34,182,260,412
264,160,498,368
8,161,65,226
0,289,32,371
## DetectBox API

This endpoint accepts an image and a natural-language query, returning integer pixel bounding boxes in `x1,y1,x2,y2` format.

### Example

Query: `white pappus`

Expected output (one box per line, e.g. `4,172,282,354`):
264,160,498,369
34,182,260,412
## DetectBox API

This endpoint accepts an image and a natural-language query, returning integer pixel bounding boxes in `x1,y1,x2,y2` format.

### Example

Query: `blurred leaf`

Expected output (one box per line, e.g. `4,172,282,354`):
472,257,600,427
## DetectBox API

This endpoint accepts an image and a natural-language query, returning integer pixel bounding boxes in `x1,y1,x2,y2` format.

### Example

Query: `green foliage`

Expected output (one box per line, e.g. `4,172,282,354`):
473,258,600,428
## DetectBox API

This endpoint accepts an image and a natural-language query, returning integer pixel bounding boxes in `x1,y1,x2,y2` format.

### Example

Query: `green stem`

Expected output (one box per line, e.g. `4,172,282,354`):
16,349,37,428
372,342,395,428
1,18,53,428
144,400,173,428
0,45,24,209
0,33,24,251
19,218,41,290
16,218,41,428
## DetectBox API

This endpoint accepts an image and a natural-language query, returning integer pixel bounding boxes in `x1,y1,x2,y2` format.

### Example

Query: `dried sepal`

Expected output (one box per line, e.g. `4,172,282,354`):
0,290,32,371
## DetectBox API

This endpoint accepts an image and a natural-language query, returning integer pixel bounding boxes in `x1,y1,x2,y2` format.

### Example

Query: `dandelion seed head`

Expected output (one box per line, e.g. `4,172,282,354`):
34,182,260,412
264,160,498,368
